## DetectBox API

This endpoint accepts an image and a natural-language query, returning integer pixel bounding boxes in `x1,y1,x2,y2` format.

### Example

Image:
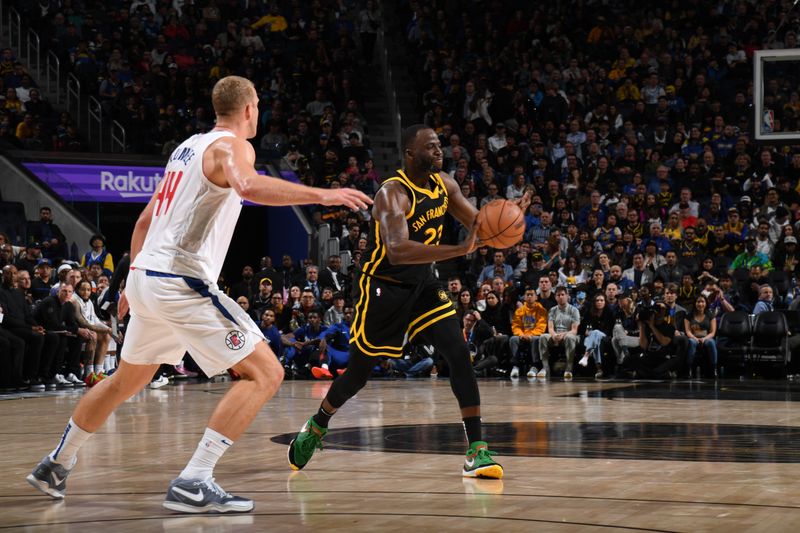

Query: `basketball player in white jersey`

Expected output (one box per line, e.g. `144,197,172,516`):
26,76,371,513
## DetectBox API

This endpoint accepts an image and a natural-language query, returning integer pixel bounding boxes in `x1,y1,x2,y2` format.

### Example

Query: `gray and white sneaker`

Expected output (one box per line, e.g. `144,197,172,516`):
163,477,253,514
26,455,72,499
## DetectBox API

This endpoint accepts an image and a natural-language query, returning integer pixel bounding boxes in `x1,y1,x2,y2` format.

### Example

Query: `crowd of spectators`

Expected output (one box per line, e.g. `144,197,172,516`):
8,0,383,174
0,218,118,392
10,0,800,386
0,47,87,151
369,0,800,379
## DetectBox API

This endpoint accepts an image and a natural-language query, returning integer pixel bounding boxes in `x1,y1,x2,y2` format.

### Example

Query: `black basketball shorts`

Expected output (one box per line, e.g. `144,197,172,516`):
349,273,457,358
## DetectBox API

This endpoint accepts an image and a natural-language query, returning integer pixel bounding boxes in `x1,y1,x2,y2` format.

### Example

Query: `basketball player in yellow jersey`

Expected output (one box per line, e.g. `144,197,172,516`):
288,124,529,478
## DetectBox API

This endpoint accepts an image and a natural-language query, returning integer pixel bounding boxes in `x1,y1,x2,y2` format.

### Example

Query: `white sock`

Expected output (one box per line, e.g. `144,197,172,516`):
179,428,233,480
49,418,92,469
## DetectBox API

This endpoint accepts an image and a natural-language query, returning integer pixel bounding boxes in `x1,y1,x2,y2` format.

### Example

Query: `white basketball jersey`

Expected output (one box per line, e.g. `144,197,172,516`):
134,130,241,282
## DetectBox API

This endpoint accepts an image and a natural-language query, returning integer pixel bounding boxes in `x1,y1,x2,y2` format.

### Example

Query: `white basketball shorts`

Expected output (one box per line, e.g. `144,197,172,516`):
123,267,265,376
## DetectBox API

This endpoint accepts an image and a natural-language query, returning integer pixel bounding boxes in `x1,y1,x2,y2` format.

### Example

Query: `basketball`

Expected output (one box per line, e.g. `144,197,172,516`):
476,199,525,249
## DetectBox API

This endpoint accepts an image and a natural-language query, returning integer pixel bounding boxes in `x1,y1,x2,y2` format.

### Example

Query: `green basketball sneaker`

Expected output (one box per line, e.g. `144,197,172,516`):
288,417,327,471
462,441,503,479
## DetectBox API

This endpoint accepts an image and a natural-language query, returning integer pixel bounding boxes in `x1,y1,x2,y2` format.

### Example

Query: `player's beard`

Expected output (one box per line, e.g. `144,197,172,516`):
412,156,440,174
428,156,443,173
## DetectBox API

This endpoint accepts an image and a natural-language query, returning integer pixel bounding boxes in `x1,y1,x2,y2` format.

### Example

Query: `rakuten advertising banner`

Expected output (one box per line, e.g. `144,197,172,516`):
23,163,166,203
22,162,279,203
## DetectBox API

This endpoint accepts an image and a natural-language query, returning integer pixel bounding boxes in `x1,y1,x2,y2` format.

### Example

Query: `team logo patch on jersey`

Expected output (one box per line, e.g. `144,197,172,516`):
438,289,449,302
225,330,246,351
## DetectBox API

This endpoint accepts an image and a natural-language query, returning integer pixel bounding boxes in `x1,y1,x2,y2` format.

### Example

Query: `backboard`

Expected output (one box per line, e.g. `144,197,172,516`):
754,49,800,142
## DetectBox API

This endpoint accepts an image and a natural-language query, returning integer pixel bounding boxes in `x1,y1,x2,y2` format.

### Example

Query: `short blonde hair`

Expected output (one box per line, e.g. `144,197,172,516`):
212,76,255,117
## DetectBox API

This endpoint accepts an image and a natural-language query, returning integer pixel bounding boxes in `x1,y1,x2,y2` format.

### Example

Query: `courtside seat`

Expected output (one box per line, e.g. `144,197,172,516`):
750,311,789,364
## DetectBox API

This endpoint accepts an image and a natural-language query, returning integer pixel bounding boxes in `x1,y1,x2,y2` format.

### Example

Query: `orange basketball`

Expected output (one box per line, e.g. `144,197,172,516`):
476,199,525,249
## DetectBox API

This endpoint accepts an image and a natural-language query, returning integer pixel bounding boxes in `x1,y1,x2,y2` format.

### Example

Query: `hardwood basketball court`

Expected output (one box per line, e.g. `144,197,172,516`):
2,378,800,531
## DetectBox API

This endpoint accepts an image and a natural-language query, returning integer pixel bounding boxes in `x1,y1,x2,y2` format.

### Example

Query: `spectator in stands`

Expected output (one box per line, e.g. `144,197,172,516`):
15,113,35,142
340,223,362,252
28,207,67,261
30,258,54,302
637,300,690,379
537,277,557,310
509,287,547,379
774,236,799,273
13,242,41,275
15,268,33,305
753,285,776,315
538,286,581,380
258,309,283,361
611,293,640,374
578,293,614,379
318,255,345,294
285,310,327,379
323,292,345,327
249,277,274,317
33,283,90,388
71,280,113,384
254,256,279,288
0,265,57,390
478,250,513,286
729,236,773,273
4,87,22,115
80,234,114,277
320,305,354,377
684,295,718,378
50,267,82,297
0,243,14,269
23,88,52,121
277,255,303,292
656,251,685,285
235,295,259,323
303,264,321,300
664,284,688,331
230,265,257,300
455,288,476,322
461,310,503,375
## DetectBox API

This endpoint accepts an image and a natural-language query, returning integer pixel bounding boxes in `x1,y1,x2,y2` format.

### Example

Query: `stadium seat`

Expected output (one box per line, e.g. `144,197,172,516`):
750,311,789,365
717,310,752,363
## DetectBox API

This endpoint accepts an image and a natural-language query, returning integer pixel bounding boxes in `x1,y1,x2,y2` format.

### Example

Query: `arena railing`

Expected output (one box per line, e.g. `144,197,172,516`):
377,26,402,165
1,1,126,153
111,120,126,153
46,51,60,104
87,96,102,152
66,73,81,128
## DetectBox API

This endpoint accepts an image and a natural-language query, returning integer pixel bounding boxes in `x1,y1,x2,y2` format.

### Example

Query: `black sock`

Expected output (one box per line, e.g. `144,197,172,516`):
312,405,335,429
462,416,482,445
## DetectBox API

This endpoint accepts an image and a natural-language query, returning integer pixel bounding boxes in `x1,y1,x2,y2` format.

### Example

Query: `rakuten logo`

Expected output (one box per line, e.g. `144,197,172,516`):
100,171,164,198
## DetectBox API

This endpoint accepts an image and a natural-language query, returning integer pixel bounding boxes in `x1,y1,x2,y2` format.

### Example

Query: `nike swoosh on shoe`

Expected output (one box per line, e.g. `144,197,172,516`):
172,486,205,502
